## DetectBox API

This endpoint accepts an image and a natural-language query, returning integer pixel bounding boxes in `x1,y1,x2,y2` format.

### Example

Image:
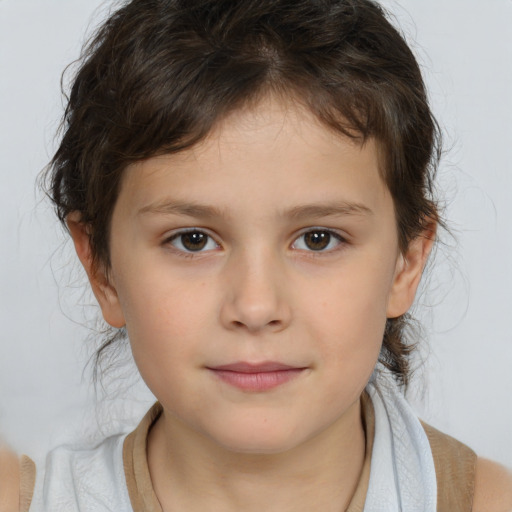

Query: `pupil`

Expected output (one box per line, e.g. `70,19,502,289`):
305,231,330,251
182,232,207,251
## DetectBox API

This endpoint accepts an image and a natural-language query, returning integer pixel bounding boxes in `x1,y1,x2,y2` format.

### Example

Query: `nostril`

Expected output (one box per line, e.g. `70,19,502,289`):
231,319,281,330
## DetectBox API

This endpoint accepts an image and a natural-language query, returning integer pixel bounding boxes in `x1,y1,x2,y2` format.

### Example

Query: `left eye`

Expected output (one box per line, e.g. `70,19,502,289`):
168,230,219,253
292,230,344,252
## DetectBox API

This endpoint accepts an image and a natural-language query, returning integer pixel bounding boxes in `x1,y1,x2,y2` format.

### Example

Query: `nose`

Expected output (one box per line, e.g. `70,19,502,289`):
219,248,292,334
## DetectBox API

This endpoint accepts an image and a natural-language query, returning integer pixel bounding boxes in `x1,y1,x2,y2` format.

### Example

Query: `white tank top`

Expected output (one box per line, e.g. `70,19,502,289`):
29,433,133,512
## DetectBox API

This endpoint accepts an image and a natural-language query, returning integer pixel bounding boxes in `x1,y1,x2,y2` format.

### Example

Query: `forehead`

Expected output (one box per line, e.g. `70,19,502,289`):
117,96,391,220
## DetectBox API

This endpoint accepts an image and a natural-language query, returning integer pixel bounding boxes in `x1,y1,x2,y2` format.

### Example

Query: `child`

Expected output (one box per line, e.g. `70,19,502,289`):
2,0,511,510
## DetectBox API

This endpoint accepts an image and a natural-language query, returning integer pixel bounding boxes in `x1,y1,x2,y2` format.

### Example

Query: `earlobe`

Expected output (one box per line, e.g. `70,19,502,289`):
66,213,126,328
386,223,436,319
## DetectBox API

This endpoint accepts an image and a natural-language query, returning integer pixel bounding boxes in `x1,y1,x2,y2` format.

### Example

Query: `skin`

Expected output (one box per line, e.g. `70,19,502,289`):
473,459,512,512
0,445,20,511
63,96,511,511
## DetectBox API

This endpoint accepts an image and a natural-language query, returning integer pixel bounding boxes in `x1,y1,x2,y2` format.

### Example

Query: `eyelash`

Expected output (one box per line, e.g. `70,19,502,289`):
163,228,348,257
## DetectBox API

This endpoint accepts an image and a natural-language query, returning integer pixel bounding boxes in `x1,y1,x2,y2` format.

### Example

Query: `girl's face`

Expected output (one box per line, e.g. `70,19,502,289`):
78,96,429,454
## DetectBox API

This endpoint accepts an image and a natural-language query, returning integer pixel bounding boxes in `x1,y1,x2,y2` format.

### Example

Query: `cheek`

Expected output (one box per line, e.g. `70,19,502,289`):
301,257,395,366
302,290,387,411
118,262,211,325
114,271,215,374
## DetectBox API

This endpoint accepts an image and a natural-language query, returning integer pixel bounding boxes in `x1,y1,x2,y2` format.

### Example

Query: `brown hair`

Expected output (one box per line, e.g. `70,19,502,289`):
46,0,441,387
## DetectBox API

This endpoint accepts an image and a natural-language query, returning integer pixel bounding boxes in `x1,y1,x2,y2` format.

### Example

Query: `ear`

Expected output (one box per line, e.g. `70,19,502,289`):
67,212,126,328
386,221,436,319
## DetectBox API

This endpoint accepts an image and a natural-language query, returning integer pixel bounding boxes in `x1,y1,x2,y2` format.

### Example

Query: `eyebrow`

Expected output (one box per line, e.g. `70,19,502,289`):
285,202,373,220
138,200,227,219
138,200,373,219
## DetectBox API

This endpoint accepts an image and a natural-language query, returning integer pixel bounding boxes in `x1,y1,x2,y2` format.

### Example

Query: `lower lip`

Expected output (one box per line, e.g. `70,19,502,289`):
209,369,305,392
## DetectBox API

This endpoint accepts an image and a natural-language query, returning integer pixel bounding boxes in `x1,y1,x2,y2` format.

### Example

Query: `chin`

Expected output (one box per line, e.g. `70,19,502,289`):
204,419,309,455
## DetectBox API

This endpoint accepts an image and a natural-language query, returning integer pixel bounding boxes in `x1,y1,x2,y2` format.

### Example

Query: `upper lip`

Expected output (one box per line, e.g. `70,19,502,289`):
208,362,304,373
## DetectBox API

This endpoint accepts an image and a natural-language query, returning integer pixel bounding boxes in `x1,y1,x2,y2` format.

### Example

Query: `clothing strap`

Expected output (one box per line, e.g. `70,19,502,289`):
19,455,35,512
123,404,163,512
422,421,477,512
346,392,375,512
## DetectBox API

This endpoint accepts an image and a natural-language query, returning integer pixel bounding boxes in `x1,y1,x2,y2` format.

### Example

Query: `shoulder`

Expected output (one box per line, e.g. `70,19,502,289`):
421,421,476,511
421,422,512,511
2,432,133,512
0,445,20,512
472,457,512,512
36,433,132,511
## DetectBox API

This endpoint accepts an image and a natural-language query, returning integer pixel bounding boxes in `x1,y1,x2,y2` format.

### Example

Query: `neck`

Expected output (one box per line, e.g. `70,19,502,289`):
147,399,366,512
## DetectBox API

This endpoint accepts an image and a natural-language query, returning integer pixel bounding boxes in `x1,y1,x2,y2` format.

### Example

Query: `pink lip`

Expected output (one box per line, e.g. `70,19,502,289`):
207,361,306,392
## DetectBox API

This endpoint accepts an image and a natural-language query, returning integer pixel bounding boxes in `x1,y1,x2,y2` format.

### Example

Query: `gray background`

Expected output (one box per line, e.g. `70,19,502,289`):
1,0,511,466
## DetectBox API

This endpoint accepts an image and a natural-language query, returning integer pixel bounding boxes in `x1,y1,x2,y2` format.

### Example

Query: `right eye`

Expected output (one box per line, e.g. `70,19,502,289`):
166,230,219,253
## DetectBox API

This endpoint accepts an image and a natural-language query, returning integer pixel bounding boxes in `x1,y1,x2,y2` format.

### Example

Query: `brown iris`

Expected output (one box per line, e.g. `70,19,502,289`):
303,231,331,251
181,232,208,251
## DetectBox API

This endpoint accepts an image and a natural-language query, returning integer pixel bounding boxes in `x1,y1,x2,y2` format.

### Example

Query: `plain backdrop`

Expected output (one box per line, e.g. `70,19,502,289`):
0,0,511,466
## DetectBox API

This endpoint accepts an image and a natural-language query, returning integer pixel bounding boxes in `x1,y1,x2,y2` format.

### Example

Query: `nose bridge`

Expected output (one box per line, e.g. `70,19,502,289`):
220,243,290,333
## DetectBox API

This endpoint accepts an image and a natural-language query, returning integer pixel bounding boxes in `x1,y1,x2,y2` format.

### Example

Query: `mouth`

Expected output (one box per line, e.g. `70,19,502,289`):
206,361,307,392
